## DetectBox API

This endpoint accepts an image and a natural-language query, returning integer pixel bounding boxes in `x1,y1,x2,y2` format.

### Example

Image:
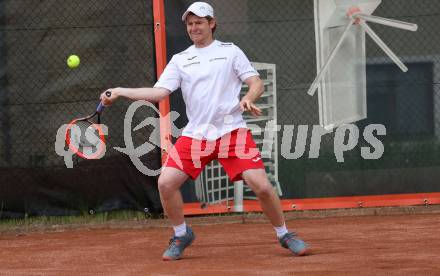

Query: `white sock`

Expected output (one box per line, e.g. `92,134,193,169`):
274,223,288,238
173,222,187,237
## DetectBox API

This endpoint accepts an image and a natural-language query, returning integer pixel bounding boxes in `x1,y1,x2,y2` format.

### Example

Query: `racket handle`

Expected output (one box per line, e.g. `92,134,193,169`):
96,102,105,113
97,91,112,113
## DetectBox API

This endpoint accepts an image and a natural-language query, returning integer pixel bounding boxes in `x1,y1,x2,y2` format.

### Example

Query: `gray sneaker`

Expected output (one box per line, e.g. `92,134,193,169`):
279,232,309,256
162,226,195,261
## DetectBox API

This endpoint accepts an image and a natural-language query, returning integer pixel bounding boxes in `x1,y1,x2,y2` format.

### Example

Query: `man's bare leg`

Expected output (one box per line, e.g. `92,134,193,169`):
242,168,284,226
158,167,196,261
157,167,189,225
242,168,308,256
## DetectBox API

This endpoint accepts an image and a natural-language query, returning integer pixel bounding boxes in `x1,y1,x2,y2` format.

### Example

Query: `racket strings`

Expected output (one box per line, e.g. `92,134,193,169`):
68,120,101,150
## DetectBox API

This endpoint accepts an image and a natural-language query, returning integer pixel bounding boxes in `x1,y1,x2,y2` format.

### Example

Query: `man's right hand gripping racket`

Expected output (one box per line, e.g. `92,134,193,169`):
65,91,112,159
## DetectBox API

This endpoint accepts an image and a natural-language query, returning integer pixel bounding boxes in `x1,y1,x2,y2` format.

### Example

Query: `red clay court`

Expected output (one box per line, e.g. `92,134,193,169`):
1,209,439,275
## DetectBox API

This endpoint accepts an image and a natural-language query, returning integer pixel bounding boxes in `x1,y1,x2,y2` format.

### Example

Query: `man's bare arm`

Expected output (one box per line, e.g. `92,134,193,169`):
239,75,264,117
100,87,170,105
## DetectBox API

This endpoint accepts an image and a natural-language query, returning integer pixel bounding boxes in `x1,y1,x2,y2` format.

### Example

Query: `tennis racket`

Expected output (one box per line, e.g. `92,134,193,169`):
65,91,112,159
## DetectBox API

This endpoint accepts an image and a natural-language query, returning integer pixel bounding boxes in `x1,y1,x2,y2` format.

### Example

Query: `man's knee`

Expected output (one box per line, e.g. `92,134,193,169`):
252,182,274,199
245,174,273,198
158,168,188,198
242,169,273,199
158,175,177,197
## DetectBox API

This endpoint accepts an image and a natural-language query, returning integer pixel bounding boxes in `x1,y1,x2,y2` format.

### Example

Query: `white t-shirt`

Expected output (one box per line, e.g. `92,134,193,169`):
154,40,259,140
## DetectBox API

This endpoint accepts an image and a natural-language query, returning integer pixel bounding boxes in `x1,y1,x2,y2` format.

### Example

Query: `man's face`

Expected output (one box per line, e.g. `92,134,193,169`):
186,14,215,45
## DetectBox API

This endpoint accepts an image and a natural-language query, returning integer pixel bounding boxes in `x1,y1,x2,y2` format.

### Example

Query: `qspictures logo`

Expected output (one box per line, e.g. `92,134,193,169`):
55,101,386,176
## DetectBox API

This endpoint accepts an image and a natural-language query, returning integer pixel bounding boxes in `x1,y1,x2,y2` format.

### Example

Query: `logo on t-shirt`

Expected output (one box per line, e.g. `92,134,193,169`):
187,55,198,60
219,42,233,47
183,61,200,68
209,57,227,62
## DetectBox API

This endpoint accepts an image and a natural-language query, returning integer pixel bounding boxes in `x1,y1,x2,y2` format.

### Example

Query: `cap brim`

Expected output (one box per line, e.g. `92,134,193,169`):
181,11,190,21
182,10,212,21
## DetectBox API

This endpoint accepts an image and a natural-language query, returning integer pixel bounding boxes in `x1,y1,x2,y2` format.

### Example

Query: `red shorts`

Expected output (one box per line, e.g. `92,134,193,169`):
164,128,264,181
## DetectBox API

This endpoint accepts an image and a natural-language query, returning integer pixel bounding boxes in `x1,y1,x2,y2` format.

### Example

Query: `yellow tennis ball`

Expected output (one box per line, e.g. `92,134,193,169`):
67,55,80,69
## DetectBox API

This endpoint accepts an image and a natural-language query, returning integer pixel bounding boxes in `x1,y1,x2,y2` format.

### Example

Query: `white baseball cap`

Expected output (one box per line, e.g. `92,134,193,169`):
181,2,214,21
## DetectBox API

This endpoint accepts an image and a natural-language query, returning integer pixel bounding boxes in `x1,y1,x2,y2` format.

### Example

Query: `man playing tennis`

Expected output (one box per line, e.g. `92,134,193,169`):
101,1,308,261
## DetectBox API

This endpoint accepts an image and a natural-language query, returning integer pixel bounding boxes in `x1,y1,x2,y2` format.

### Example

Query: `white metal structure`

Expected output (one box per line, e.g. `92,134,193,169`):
194,62,281,211
310,0,418,130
